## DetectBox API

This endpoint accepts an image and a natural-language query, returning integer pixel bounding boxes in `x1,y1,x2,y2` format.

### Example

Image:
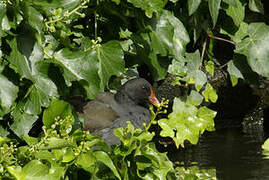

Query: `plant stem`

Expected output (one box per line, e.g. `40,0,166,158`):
207,33,236,45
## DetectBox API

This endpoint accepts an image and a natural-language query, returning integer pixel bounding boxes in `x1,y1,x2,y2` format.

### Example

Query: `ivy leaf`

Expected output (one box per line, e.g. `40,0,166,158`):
6,39,58,136
39,137,75,150
227,60,244,86
186,50,200,71
208,0,221,27
188,0,201,16
0,126,9,137
158,98,216,148
205,60,214,75
10,110,38,137
54,40,124,98
0,74,18,117
7,160,65,180
7,39,33,80
76,151,96,173
155,10,190,59
188,70,207,91
235,23,269,78
127,0,166,18
226,0,245,26
249,0,264,14
27,6,44,43
202,83,218,103
187,90,204,106
197,106,216,132
42,99,73,128
262,138,269,151
93,151,121,180
221,22,248,44
168,58,187,77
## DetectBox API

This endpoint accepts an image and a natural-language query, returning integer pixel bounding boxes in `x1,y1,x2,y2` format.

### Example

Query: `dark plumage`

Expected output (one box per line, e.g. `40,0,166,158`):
82,78,160,145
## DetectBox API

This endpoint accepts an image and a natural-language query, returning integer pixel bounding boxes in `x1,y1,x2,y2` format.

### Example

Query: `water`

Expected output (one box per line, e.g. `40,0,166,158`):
166,127,269,180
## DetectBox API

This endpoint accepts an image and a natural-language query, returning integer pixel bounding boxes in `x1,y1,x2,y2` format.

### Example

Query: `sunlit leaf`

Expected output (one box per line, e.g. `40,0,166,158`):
43,99,73,128
249,0,264,14
202,83,218,103
205,60,214,76
93,151,122,180
187,90,204,106
0,74,18,116
262,138,269,151
226,0,245,26
158,98,216,148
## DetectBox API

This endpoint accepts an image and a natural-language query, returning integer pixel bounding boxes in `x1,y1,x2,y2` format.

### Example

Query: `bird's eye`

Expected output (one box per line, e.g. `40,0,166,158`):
141,86,146,90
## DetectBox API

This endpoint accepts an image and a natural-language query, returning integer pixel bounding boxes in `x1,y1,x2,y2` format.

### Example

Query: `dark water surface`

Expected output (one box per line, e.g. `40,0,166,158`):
167,127,269,180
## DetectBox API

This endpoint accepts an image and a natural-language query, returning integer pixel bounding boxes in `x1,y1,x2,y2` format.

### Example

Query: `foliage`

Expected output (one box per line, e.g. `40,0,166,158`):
0,0,268,179
0,99,176,179
158,96,216,148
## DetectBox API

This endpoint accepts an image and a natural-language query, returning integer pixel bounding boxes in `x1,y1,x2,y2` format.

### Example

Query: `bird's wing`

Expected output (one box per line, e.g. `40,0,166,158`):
82,100,118,133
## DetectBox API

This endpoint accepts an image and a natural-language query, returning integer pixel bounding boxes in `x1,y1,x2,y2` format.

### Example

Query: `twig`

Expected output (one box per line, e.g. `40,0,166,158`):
200,37,207,68
207,33,236,45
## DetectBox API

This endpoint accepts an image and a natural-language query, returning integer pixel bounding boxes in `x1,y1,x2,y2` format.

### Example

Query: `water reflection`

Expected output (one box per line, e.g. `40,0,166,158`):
167,127,269,180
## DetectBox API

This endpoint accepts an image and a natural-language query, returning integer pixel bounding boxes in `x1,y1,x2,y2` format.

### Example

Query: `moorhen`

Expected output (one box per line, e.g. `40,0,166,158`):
83,78,160,145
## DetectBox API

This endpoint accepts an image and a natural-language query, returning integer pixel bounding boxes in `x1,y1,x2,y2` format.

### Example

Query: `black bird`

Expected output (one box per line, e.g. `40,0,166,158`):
82,78,160,145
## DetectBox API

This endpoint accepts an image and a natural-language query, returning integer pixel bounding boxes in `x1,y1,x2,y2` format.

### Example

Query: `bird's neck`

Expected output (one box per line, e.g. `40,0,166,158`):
115,90,136,106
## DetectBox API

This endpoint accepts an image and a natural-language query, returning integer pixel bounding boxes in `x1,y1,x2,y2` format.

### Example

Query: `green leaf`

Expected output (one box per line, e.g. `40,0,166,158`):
39,137,75,150
168,57,188,77
43,99,73,128
7,39,58,115
197,106,216,132
249,0,264,14
23,160,49,178
186,50,200,71
0,126,9,137
208,0,221,27
93,151,121,180
262,138,269,151
0,74,18,116
227,60,243,86
127,0,166,18
221,22,249,44
8,160,65,180
158,98,216,148
235,23,269,78
22,136,39,146
202,83,218,103
205,60,214,75
7,39,33,80
27,5,44,43
187,90,204,106
155,10,190,59
226,0,245,26
54,40,124,98
76,151,96,173
10,110,38,137
0,4,10,31
188,70,207,90
222,0,237,6
188,0,201,16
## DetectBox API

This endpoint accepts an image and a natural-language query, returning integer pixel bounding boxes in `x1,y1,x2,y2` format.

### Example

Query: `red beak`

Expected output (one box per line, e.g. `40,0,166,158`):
149,87,160,107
